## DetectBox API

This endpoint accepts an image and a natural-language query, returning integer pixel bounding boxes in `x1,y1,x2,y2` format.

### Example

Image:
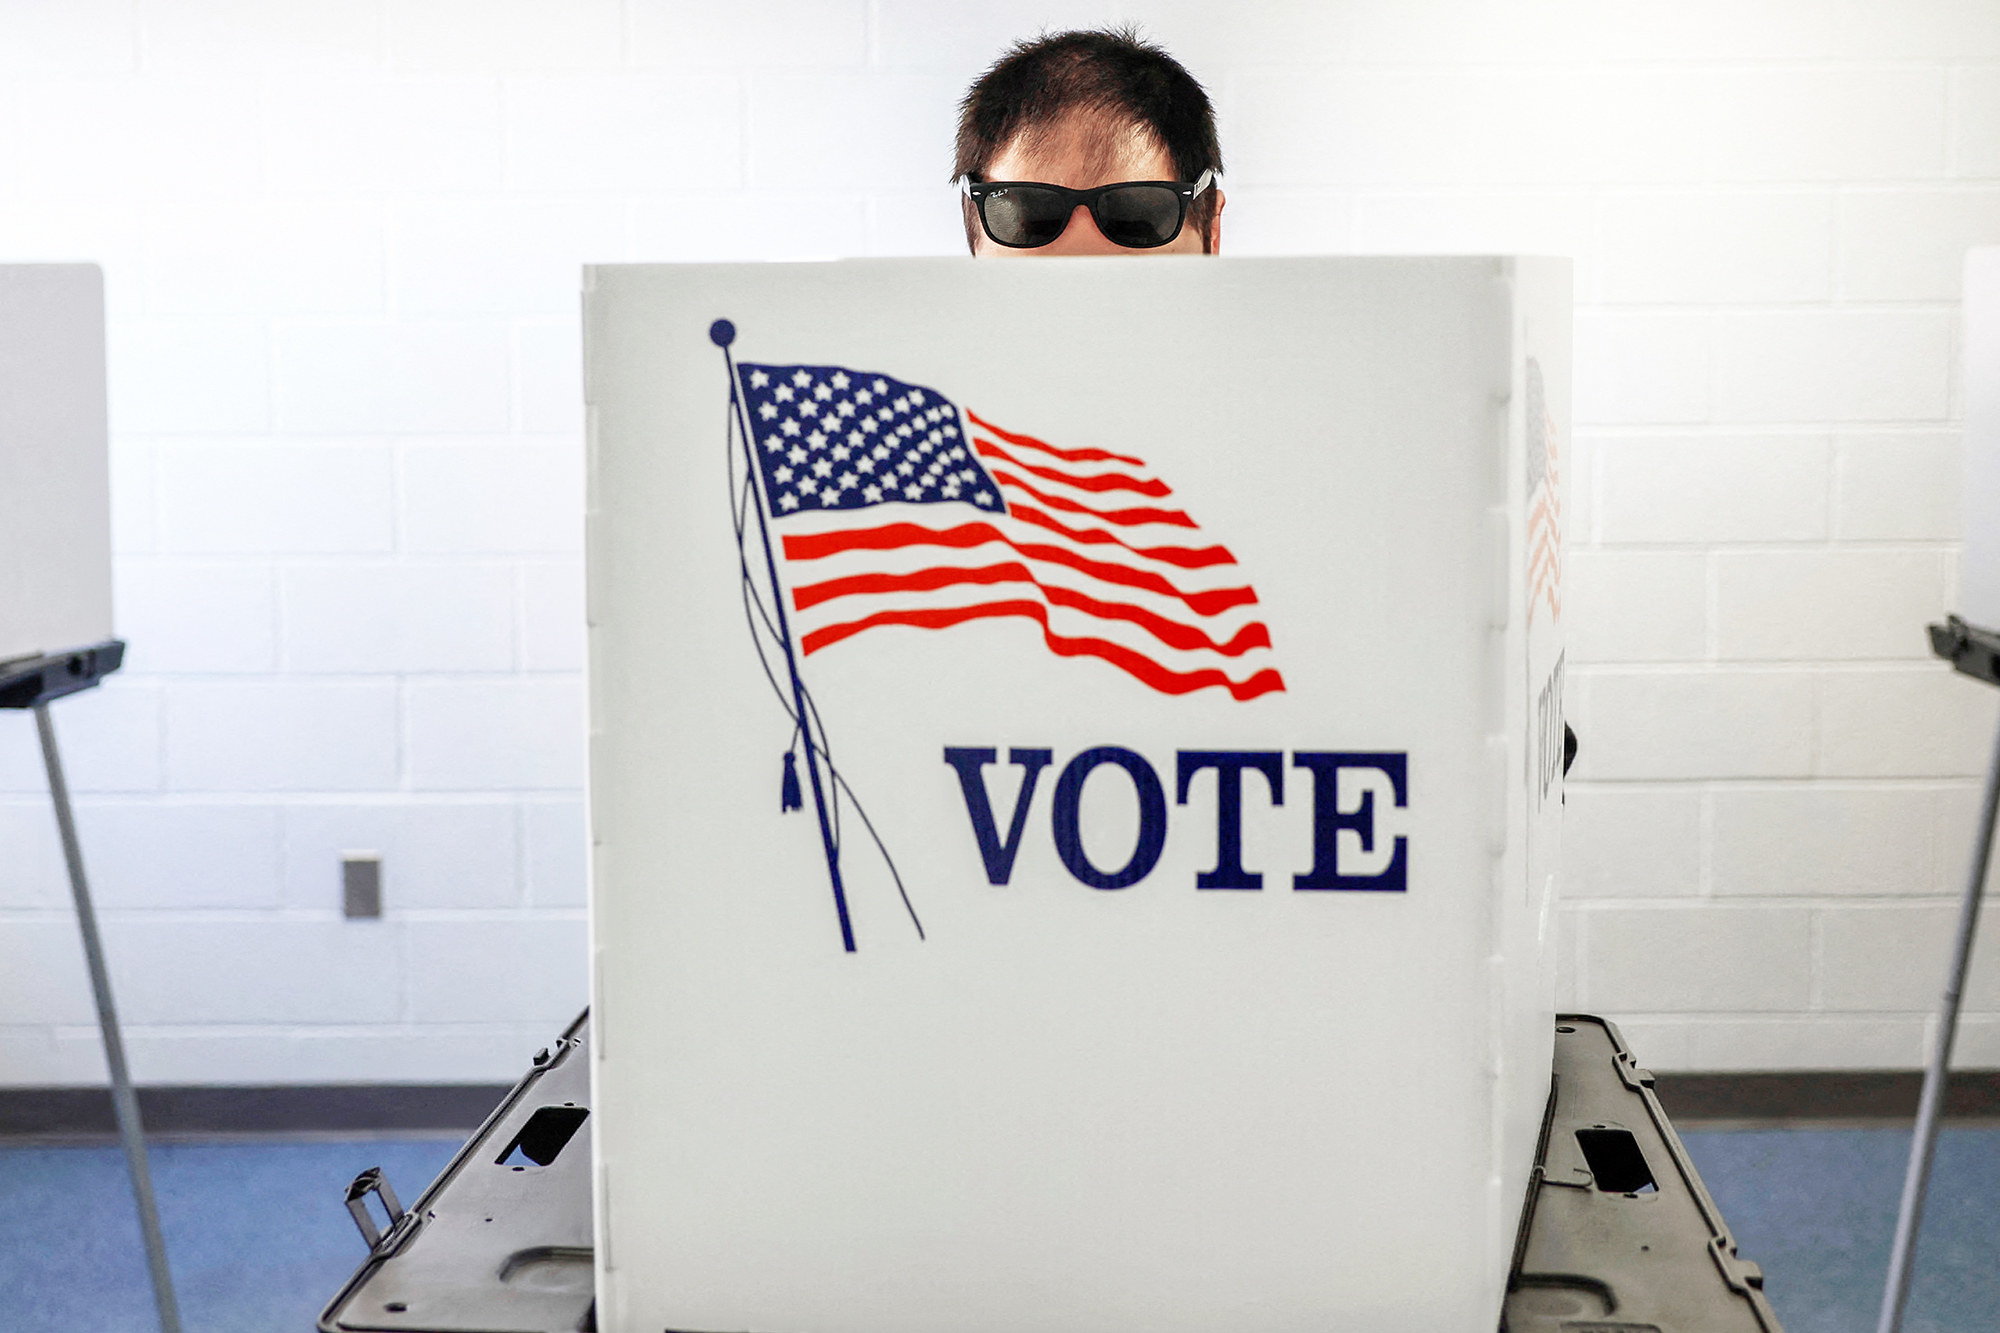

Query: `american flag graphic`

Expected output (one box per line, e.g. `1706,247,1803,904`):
1525,358,1562,626
736,361,1284,701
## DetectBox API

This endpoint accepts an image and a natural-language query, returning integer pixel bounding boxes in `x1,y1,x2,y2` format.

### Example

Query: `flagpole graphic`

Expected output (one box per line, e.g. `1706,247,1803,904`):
712,318,857,952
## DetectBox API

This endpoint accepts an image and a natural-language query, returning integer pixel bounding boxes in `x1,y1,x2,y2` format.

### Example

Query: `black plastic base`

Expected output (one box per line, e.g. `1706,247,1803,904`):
319,1013,1783,1333
1506,1016,1783,1331
1931,616,2000,689
319,1013,594,1333
0,640,125,710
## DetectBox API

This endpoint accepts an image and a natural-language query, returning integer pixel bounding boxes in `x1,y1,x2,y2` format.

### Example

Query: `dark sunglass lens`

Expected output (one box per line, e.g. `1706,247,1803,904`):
1094,185,1183,247
981,186,1072,247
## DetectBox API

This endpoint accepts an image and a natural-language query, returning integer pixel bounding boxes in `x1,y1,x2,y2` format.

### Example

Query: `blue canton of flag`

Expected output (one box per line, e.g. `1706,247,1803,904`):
739,363,1005,517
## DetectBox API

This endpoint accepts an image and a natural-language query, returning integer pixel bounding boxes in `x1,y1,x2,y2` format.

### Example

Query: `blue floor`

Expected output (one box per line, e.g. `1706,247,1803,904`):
0,1137,459,1333
1682,1127,2000,1333
1,1128,1997,1331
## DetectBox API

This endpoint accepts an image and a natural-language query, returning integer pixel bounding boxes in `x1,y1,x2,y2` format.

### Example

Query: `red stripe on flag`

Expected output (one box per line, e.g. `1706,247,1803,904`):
971,437,1171,497
1040,583,1273,655
781,520,1258,617
964,409,1143,467
792,560,1026,610
1007,502,1237,570
800,598,1286,701
790,561,1274,656
988,467,1195,528
781,520,1005,561
1527,536,1557,573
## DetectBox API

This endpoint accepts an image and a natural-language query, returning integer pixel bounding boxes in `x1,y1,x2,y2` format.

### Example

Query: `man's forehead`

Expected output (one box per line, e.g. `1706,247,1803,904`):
985,114,1175,187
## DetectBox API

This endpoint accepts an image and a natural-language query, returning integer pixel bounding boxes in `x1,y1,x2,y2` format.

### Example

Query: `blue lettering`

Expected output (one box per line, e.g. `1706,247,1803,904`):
1051,747,1167,890
1292,752,1408,892
943,747,1053,885
1175,751,1284,890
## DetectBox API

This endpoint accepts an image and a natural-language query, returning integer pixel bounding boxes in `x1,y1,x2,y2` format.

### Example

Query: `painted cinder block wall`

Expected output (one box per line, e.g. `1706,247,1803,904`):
0,0,1995,1085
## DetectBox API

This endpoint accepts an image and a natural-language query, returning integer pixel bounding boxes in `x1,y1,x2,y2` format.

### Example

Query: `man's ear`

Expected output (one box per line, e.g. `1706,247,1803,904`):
1205,189,1226,255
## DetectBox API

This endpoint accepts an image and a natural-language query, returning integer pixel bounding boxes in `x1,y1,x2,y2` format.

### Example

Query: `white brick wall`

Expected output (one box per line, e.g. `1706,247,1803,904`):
0,2,1995,1083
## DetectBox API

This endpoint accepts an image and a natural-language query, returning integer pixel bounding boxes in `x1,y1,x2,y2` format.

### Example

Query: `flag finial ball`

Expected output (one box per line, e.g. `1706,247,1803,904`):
709,319,736,347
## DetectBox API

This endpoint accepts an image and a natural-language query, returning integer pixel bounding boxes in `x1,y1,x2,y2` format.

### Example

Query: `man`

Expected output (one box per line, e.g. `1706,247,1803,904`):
953,28,1225,258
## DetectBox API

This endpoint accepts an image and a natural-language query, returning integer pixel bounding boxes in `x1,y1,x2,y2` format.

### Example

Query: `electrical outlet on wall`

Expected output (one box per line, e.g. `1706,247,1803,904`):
342,852,382,919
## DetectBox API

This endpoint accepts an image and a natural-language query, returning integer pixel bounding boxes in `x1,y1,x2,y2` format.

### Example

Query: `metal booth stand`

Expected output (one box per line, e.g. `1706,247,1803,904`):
2,642,183,1333
317,1011,1784,1333
1875,616,2000,1333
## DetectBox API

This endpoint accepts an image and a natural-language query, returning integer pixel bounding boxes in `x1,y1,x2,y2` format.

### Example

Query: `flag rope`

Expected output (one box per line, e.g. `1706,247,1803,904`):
717,325,923,949
721,332,855,952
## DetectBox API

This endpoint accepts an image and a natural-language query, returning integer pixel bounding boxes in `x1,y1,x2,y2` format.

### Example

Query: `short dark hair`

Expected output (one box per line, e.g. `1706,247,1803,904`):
952,27,1222,252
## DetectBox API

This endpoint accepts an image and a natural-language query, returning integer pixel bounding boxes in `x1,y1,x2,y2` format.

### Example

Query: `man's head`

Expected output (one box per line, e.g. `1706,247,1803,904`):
953,28,1224,257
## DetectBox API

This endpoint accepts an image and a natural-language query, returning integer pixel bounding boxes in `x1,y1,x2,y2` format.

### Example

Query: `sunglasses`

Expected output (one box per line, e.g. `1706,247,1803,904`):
959,169,1217,250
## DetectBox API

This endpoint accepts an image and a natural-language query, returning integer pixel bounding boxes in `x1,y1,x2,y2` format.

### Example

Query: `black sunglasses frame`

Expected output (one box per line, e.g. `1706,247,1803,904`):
959,169,1218,250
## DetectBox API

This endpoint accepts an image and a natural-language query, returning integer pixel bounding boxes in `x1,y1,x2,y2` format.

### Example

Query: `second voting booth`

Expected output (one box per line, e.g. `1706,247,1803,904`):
583,256,1569,1332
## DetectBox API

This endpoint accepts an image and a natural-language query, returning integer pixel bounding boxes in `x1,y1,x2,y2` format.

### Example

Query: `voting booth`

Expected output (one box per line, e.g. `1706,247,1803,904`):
583,256,1569,1332
0,265,178,1330
0,265,113,666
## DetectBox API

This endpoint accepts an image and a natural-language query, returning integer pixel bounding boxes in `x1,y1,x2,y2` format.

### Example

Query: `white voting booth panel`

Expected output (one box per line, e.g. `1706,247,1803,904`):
0,265,113,663
1965,249,2000,633
584,256,1569,1333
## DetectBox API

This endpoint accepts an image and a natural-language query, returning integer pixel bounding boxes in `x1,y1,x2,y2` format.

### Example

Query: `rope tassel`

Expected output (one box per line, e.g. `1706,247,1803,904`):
781,750,803,813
